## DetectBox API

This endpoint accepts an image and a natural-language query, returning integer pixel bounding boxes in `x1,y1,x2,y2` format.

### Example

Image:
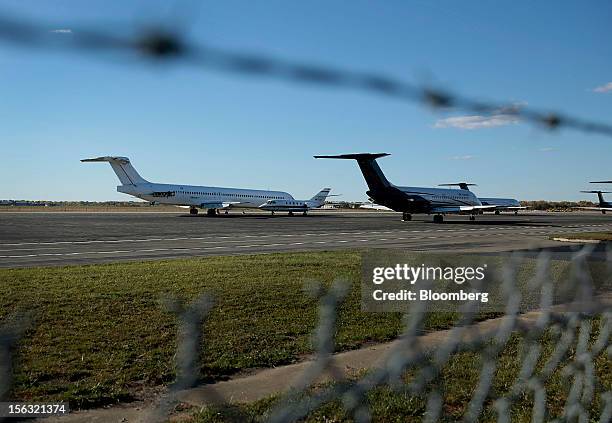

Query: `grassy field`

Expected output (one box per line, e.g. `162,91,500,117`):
0,251,608,416
1,251,463,408
191,323,611,422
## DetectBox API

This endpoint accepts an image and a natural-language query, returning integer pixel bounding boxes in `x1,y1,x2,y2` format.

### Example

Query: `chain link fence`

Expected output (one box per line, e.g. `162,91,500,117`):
116,246,612,422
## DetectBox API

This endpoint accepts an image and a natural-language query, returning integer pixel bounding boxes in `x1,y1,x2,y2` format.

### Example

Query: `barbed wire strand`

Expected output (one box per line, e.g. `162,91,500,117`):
1,11,612,138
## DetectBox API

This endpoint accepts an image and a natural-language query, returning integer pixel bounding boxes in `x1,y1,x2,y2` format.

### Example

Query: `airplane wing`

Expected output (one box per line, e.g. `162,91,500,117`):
199,201,244,209
431,205,496,213
493,206,527,210
575,207,612,211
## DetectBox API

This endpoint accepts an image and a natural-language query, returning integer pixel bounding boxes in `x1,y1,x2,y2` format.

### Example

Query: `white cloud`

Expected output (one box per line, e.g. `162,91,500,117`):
434,101,525,130
593,82,612,93
450,155,475,160
50,29,72,34
434,114,520,130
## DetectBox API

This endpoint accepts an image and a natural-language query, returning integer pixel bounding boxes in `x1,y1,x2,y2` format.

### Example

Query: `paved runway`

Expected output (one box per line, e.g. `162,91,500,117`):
1,211,611,268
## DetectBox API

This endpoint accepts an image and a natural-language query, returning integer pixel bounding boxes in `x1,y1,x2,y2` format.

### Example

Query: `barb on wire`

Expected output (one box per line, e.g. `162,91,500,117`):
1,10,612,138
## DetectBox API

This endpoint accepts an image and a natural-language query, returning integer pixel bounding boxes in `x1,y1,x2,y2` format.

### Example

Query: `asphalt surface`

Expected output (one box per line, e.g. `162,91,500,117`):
1,211,611,268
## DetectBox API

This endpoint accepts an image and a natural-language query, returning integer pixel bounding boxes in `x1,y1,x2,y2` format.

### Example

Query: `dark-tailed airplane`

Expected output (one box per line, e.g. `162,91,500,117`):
576,190,612,214
314,153,499,223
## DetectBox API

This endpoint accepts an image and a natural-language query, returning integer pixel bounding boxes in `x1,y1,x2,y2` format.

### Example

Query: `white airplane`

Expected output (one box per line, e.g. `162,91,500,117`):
437,183,526,215
258,188,332,216
358,202,392,211
82,156,304,216
314,153,497,223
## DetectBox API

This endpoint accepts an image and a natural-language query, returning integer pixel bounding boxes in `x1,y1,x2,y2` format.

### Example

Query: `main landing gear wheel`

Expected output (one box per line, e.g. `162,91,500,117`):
288,211,294,216
469,215,476,221
433,214,444,224
189,207,198,215
494,210,500,215
303,211,307,216
206,208,216,217
402,212,412,221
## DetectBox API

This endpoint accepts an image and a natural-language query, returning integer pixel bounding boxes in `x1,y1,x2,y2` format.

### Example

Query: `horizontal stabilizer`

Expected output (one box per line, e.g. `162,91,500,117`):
438,183,477,191
81,156,130,164
314,153,390,160
581,190,612,193
81,155,148,185
590,181,612,184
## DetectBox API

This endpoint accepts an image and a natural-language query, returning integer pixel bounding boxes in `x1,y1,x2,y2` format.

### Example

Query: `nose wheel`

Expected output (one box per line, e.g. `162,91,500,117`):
402,212,412,221
189,207,198,215
469,215,476,221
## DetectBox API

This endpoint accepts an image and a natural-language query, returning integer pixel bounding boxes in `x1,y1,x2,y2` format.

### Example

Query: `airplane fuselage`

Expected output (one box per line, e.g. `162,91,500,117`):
367,184,482,214
119,183,293,208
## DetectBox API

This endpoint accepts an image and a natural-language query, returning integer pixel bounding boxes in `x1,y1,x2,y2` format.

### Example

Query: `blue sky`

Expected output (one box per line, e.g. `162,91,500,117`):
1,0,611,201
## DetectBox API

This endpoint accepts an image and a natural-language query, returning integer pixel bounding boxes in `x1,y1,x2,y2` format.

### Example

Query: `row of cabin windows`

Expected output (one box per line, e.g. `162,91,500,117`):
181,191,284,200
430,195,472,201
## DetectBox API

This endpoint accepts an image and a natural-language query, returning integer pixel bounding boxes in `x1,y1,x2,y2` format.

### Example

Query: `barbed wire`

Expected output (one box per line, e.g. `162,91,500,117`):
2,10,612,138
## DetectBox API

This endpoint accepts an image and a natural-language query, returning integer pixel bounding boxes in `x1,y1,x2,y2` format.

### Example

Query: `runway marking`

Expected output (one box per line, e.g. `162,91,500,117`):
4,223,611,249
3,224,612,262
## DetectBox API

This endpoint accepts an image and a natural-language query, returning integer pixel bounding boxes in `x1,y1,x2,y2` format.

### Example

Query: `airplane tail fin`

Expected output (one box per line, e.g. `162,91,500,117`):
439,182,477,191
581,190,611,205
81,156,149,185
314,153,391,192
310,188,332,204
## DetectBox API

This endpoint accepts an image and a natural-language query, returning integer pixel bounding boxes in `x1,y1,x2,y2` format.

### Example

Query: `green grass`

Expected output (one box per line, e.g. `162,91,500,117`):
552,231,612,241
190,320,611,422
1,251,469,408
1,250,608,416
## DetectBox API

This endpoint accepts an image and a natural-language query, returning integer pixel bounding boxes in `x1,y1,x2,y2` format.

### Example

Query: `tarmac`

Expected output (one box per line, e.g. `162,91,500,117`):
1,210,611,268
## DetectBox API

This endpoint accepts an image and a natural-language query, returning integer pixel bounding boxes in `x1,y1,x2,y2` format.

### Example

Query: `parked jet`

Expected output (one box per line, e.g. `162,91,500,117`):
258,188,332,215
576,190,612,214
314,153,495,223
358,201,392,211
82,156,297,216
438,183,525,215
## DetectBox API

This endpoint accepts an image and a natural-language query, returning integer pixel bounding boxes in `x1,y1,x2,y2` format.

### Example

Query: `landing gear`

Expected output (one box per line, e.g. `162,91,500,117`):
514,211,519,216
494,210,500,215
469,215,476,221
288,211,294,216
303,211,307,216
190,207,198,215
271,211,275,216
433,214,444,224
206,208,216,217
402,212,412,221
224,210,229,215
